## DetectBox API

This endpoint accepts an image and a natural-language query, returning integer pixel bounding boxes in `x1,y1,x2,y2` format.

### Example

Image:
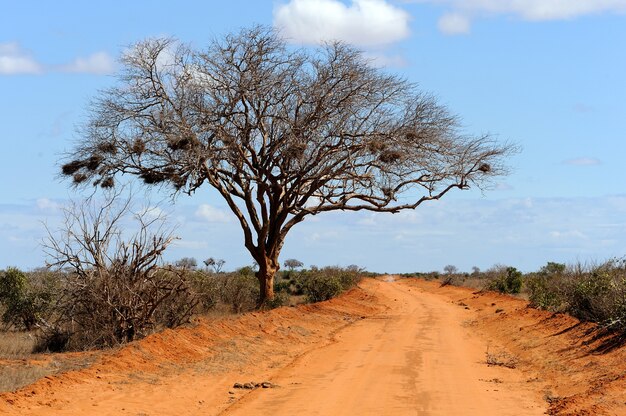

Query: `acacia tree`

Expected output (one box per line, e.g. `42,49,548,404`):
62,26,515,305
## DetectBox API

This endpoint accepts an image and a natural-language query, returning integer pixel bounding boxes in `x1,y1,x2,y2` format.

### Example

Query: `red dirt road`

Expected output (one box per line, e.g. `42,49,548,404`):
1,277,625,415
224,278,544,415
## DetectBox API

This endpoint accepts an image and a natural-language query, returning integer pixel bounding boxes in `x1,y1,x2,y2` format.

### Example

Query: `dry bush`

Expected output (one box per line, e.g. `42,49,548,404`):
485,345,519,369
485,350,519,369
42,191,199,350
219,269,259,313
525,260,626,333
561,260,626,329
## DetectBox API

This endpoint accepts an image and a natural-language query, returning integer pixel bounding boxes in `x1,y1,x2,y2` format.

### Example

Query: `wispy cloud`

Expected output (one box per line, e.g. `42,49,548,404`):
195,204,232,223
409,0,626,35
0,42,42,74
274,0,411,46
563,157,602,166
59,51,115,75
0,42,115,76
36,198,62,212
437,13,471,35
362,51,409,67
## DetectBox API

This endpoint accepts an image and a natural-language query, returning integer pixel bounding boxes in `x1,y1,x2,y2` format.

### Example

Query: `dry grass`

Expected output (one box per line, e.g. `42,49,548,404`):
0,330,97,393
0,331,36,359
0,364,53,393
485,347,519,369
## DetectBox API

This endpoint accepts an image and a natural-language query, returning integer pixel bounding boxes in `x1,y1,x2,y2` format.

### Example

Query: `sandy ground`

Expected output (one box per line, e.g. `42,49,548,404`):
1,277,625,415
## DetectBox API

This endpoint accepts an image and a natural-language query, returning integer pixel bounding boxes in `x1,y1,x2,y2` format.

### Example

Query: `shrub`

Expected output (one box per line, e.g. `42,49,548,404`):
301,266,362,303
527,262,566,311
188,271,221,312
274,279,291,294
525,259,626,333
220,273,259,313
0,268,52,331
262,291,290,309
486,266,523,294
303,274,343,302
562,261,625,325
42,191,200,350
527,274,563,311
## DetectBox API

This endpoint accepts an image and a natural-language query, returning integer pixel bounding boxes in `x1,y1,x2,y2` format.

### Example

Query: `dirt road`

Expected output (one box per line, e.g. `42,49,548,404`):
222,278,545,416
2,277,626,415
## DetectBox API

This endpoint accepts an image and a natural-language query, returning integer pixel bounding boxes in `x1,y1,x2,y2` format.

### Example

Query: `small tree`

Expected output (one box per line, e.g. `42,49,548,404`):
203,257,226,273
0,268,50,331
61,26,515,305
443,265,458,275
539,262,566,275
284,258,304,271
175,257,198,269
488,266,523,294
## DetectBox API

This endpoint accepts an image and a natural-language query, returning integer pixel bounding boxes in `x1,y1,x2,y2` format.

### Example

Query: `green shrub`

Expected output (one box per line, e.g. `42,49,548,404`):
0,268,51,331
527,262,566,310
220,274,259,313
301,266,362,303
487,267,523,294
562,263,620,324
303,274,343,302
262,291,290,309
526,259,626,333
274,279,291,294
527,274,562,310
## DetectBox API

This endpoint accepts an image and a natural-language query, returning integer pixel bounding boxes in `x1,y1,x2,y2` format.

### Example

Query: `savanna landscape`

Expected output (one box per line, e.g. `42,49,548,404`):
2,1,626,415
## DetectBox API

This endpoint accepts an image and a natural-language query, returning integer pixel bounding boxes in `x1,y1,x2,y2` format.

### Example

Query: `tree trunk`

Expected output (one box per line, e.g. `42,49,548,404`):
255,256,279,306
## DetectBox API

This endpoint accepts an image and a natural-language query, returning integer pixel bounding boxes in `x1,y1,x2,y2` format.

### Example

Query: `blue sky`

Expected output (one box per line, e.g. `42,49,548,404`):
1,0,625,273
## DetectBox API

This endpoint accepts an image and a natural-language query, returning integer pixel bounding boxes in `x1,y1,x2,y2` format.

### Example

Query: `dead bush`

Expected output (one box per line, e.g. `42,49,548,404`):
42,190,199,350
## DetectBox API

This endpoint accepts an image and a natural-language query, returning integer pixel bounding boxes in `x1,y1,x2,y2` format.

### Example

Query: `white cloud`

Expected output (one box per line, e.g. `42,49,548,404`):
410,0,626,35
467,0,626,21
0,42,115,75
172,239,209,249
195,204,232,223
139,205,165,219
563,157,602,166
274,0,411,46
437,13,470,35
494,182,514,191
0,42,42,74
549,229,587,239
362,51,408,67
36,197,61,212
60,51,115,75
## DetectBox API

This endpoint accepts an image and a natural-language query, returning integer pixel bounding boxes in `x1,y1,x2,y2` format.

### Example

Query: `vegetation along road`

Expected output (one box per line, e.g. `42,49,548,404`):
2,277,625,415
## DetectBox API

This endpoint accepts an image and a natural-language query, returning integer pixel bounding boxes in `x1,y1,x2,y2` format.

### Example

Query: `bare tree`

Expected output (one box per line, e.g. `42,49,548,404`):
43,190,197,348
61,26,515,305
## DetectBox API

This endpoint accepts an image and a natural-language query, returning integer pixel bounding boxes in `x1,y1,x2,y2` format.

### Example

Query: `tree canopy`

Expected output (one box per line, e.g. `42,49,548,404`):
62,26,515,304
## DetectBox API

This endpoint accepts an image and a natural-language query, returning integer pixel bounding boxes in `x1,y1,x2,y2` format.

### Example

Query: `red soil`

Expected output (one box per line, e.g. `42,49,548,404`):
0,277,623,415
